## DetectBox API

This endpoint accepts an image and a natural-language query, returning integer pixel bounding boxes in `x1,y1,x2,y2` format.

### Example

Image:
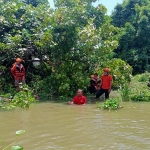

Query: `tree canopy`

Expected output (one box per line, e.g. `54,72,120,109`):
112,0,150,74
0,0,132,99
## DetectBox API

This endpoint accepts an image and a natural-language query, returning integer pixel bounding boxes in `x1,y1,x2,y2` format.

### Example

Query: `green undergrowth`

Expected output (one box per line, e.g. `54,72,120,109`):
118,73,150,102
98,73,150,111
134,72,150,82
131,91,150,101
0,85,35,110
120,83,131,101
130,73,150,101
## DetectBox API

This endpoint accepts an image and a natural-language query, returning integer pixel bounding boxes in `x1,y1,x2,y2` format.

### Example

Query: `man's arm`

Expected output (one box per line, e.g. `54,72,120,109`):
10,66,15,77
23,66,26,76
90,79,98,90
99,78,103,89
83,97,86,105
68,97,75,105
108,79,113,93
22,66,26,79
97,79,101,90
68,101,74,105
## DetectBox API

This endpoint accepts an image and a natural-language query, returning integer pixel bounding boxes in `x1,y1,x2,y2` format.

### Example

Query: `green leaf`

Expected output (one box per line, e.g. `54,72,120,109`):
16,130,25,136
11,146,23,150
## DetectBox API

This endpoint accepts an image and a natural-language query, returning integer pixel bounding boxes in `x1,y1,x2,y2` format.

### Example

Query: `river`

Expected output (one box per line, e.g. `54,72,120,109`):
0,101,150,150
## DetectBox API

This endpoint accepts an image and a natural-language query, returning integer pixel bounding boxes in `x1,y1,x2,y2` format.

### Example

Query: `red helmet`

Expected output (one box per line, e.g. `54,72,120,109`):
104,68,110,72
16,58,22,62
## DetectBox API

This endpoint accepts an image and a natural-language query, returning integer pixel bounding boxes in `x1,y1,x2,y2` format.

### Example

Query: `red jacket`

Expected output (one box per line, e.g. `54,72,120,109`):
73,95,86,105
11,63,25,80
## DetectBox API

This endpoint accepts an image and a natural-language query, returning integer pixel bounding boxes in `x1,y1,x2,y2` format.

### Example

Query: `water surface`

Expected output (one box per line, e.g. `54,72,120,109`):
0,101,150,150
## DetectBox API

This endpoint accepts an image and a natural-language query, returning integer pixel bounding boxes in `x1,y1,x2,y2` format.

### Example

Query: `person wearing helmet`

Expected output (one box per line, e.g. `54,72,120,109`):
11,58,26,91
96,68,112,99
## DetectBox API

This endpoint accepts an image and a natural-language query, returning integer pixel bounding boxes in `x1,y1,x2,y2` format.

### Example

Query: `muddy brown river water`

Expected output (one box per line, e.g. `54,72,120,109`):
0,101,150,150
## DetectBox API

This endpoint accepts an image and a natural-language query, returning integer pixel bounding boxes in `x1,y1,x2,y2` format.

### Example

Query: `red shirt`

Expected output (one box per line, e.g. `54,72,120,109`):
101,74,112,89
73,95,86,105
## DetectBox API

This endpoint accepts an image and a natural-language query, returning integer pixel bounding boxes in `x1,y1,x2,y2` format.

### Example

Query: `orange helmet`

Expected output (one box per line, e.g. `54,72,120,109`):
104,68,110,72
16,58,22,62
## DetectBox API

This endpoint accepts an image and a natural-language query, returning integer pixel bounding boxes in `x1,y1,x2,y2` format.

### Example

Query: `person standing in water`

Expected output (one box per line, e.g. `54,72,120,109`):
96,68,112,99
68,89,86,105
11,58,26,91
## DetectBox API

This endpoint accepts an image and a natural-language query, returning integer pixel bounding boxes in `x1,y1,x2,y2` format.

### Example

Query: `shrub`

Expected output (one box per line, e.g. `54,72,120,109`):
0,85,35,110
120,83,131,101
31,75,57,100
30,64,90,100
131,91,150,101
95,58,132,89
138,73,150,82
12,85,35,108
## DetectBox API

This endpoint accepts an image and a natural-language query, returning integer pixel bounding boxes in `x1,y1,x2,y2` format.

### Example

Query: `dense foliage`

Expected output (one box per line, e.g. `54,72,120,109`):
12,85,35,108
0,85,35,110
129,73,150,101
120,83,131,101
0,0,132,99
131,91,150,101
112,0,150,74
97,98,121,110
118,73,150,102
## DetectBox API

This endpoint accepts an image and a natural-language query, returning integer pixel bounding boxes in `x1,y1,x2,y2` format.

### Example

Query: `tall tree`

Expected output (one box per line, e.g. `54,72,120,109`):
23,0,48,7
0,0,132,97
112,0,150,74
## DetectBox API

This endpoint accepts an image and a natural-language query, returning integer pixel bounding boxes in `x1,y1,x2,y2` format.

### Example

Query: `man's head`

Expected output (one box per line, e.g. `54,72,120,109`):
90,75,94,79
77,89,83,96
103,68,110,75
94,73,98,80
16,58,22,64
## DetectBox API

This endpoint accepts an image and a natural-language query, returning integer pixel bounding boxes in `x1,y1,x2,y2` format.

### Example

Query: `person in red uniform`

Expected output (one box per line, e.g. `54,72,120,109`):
68,89,86,105
11,58,26,91
96,68,112,99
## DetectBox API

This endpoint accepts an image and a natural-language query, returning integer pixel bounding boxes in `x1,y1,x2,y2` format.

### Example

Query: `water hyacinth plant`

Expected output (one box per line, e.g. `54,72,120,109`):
97,98,122,110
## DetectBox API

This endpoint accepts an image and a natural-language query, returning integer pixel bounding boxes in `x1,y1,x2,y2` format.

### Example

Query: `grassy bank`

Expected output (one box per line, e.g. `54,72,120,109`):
110,72,150,101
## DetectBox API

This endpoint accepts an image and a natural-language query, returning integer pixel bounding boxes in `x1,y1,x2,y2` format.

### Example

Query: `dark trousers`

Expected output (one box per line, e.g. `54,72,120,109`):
96,88,109,99
89,86,97,94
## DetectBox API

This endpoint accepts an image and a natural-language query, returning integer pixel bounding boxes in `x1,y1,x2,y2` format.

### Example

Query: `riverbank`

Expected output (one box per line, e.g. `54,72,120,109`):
0,73,150,110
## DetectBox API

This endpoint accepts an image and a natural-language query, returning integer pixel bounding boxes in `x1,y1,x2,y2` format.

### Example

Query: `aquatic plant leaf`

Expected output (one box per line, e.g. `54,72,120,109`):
16,130,25,136
11,145,23,150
